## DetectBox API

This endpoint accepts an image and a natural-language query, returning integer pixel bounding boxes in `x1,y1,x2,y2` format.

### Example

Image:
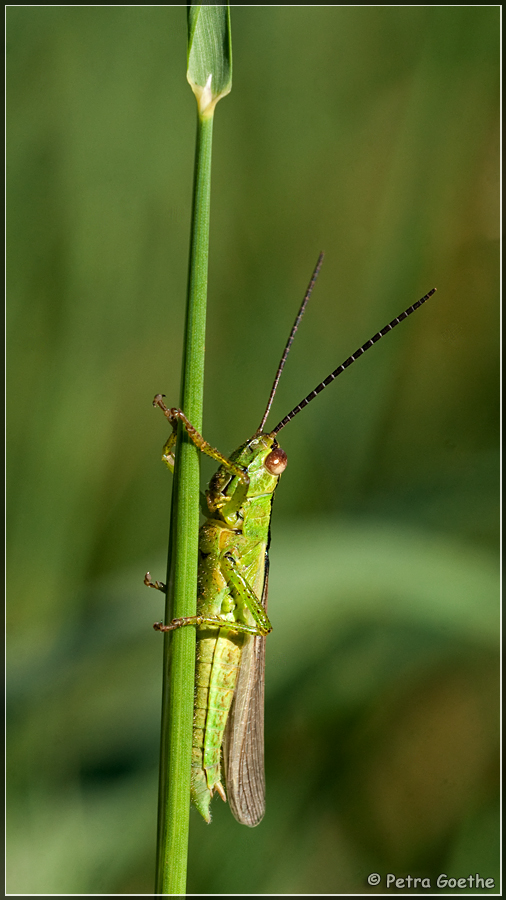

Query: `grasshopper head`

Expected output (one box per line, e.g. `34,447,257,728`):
238,433,287,480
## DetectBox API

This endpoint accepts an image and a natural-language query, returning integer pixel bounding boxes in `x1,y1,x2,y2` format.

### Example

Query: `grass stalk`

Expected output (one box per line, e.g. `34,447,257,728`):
155,113,213,896
155,6,232,894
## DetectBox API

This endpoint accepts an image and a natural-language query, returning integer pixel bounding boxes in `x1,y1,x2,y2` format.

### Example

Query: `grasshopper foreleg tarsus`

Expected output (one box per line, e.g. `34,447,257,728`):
144,572,167,593
153,394,249,485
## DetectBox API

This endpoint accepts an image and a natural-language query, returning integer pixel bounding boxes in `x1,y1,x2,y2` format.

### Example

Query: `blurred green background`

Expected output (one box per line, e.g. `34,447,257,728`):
7,6,499,895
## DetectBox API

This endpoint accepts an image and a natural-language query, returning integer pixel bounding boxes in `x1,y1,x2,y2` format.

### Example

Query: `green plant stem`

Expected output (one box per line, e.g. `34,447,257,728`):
155,111,214,895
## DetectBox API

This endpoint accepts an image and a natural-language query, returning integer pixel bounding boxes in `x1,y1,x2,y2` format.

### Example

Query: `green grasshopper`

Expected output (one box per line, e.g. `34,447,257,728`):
146,254,436,826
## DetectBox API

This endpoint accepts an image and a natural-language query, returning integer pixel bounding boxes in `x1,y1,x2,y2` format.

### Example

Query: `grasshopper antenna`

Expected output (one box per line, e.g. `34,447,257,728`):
256,251,325,434
271,287,437,436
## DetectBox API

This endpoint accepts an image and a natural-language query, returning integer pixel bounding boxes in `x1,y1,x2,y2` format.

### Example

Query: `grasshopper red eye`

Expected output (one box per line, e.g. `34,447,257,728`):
264,447,287,475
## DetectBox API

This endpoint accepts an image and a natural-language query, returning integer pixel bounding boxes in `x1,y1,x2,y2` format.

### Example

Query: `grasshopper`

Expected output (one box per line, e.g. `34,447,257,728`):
146,254,435,826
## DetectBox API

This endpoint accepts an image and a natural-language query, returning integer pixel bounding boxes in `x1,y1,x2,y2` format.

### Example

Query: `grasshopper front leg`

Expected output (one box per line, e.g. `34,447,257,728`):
147,396,251,601
153,394,248,485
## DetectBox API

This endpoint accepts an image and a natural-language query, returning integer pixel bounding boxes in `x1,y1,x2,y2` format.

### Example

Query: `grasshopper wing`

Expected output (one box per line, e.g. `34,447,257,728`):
223,558,269,827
